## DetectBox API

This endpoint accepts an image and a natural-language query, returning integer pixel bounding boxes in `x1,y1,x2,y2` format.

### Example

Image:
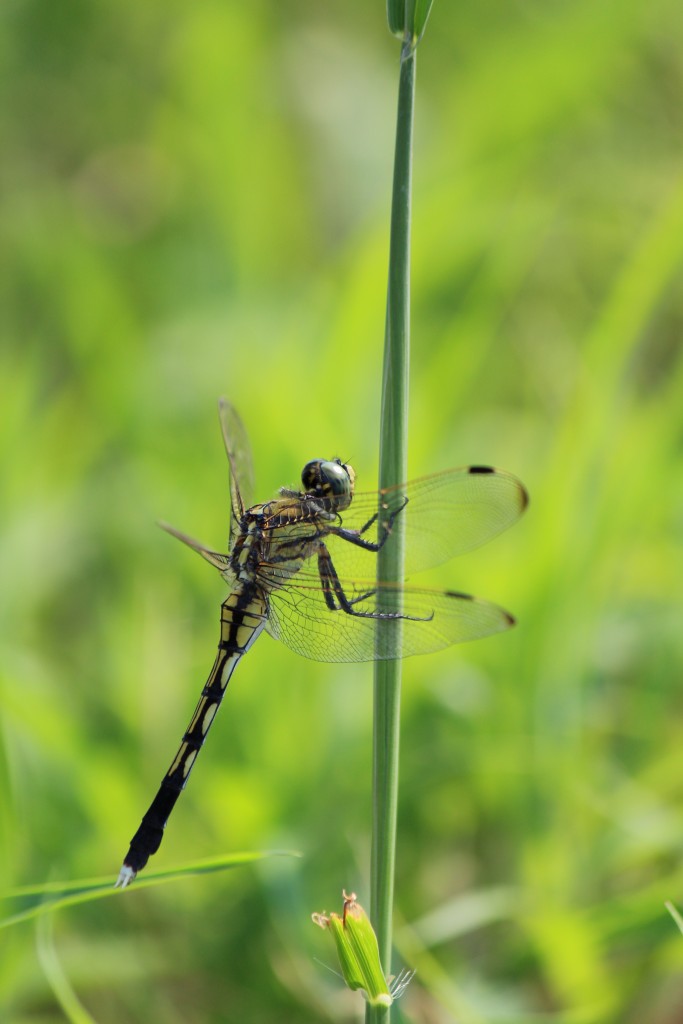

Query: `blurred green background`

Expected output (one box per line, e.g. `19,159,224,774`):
2,0,683,1021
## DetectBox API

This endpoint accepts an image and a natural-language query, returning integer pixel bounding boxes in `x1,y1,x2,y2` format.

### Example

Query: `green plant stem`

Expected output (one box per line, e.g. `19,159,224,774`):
368,40,416,1024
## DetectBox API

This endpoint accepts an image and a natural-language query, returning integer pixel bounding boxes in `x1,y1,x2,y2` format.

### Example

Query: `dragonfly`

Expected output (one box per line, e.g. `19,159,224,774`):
116,400,528,887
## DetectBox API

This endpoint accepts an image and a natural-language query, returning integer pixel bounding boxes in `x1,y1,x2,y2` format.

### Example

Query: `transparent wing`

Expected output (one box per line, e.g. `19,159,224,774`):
158,521,236,586
264,567,514,663
218,398,254,545
259,466,527,581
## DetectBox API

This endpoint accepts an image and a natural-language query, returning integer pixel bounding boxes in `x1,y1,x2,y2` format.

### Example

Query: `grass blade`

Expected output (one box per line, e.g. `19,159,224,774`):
0,850,299,931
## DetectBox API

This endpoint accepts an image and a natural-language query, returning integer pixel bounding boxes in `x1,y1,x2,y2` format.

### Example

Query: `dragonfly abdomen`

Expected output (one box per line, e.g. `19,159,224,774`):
115,585,268,887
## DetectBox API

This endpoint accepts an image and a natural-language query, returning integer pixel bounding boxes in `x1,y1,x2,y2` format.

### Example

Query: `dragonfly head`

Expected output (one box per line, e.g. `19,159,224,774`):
301,458,355,510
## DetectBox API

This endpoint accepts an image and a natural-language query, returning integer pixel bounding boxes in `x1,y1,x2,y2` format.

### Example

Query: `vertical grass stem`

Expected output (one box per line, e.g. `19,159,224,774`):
368,40,416,1023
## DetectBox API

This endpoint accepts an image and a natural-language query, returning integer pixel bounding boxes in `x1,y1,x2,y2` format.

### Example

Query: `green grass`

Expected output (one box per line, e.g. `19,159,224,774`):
2,1,683,1021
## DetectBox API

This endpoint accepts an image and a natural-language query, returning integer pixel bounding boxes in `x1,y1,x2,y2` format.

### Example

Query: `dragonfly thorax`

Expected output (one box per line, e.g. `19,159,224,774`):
301,458,355,512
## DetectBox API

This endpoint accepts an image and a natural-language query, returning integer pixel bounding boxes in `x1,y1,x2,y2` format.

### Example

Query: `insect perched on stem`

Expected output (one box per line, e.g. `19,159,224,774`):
116,400,528,887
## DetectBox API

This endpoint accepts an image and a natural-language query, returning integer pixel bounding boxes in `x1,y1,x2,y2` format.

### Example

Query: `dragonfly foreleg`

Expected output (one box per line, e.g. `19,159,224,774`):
331,495,409,553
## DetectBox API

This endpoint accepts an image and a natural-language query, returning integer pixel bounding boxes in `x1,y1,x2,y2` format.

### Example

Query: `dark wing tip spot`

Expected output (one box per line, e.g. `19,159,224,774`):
445,590,474,600
504,611,516,627
468,465,495,475
518,484,530,512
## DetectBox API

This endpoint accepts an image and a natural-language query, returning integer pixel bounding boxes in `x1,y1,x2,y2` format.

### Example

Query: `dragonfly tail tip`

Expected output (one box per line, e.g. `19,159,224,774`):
115,864,137,889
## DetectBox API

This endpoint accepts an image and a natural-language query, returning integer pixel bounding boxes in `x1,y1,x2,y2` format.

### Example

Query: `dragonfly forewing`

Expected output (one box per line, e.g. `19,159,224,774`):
269,466,528,583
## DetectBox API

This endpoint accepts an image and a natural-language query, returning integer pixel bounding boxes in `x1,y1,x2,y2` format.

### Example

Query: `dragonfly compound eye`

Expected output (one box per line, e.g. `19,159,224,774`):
301,459,325,491
301,459,353,503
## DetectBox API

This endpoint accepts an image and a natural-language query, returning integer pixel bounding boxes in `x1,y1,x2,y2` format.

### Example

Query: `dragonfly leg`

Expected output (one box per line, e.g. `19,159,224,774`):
319,566,376,612
317,551,380,617
317,544,430,621
331,495,409,553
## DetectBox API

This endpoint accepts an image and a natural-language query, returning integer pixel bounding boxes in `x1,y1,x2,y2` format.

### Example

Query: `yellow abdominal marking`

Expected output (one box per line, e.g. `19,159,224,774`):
202,704,218,734
169,742,188,776
188,698,208,734
220,654,238,688
182,749,197,777
241,613,263,628
235,624,253,649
